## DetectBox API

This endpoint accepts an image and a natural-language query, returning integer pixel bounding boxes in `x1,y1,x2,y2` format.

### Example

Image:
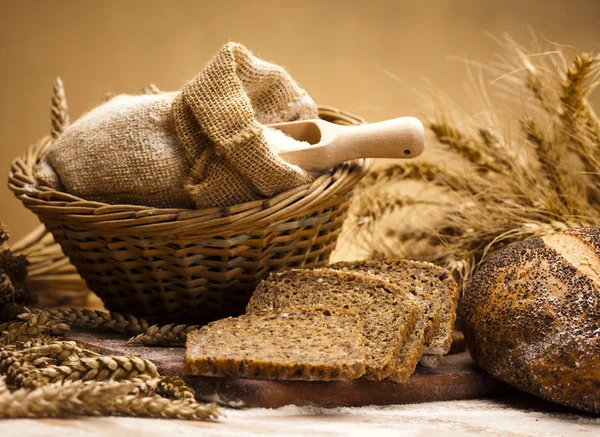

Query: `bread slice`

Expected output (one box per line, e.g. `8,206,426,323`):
247,269,418,380
329,260,437,382
331,259,458,360
184,306,366,381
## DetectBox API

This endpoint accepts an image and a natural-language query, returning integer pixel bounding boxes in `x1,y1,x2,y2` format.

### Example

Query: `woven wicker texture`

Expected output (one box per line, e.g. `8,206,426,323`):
10,225,91,308
9,107,370,324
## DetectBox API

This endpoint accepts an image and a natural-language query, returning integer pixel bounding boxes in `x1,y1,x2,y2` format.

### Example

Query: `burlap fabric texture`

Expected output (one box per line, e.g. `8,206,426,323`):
35,42,318,209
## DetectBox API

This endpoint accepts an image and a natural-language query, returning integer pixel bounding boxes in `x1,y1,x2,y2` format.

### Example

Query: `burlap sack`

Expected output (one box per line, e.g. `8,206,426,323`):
36,42,318,209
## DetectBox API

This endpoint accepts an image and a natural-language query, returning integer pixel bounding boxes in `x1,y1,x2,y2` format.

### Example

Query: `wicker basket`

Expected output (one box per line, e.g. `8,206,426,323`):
9,107,371,324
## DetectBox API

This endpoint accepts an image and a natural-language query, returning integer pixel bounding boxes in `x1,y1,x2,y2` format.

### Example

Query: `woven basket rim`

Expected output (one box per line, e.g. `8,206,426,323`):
9,106,371,239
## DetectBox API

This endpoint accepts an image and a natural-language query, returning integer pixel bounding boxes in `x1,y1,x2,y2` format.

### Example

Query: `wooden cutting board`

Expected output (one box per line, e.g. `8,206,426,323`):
66,329,508,409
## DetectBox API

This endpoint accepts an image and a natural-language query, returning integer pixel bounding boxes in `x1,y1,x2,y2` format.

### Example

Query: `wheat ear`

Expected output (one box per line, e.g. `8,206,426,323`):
0,380,131,418
50,77,69,139
128,323,199,346
0,312,69,346
21,308,149,336
36,355,158,384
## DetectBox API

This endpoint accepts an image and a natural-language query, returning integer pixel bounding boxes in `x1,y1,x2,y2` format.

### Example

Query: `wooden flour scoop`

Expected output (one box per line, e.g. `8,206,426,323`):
269,116,425,171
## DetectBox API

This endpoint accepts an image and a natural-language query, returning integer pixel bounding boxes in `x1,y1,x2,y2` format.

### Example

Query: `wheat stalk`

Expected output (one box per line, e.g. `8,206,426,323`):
349,38,600,283
0,376,8,396
0,329,219,420
128,323,199,346
0,312,69,346
37,355,159,384
430,120,506,173
108,395,220,420
21,308,149,336
50,77,69,139
6,360,48,389
0,224,9,245
155,376,195,400
130,375,195,400
0,380,130,418
18,340,100,366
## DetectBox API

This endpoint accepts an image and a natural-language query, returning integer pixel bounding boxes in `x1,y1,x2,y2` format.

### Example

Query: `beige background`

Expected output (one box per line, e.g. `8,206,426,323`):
2,0,600,240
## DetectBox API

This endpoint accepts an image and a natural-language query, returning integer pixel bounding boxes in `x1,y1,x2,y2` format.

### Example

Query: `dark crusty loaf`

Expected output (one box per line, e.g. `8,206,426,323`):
184,306,366,380
462,227,600,414
330,259,458,374
247,269,418,380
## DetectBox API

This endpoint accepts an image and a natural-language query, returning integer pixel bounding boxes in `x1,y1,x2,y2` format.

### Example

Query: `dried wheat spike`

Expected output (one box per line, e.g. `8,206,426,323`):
430,120,505,172
129,375,195,400
128,323,199,346
155,376,195,400
0,312,69,346
6,360,47,389
359,162,475,195
0,345,21,369
0,320,22,334
128,375,160,397
0,375,8,396
0,380,133,418
524,67,559,116
559,54,600,170
21,341,100,365
141,83,161,94
50,77,69,139
20,333,54,348
0,380,219,420
21,308,149,336
109,395,220,420
561,53,598,118
0,223,9,245
521,118,561,188
38,354,159,384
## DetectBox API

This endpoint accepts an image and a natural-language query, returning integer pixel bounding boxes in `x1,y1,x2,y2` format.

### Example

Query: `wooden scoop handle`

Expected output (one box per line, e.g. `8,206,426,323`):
277,117,425,171
335,116,424,159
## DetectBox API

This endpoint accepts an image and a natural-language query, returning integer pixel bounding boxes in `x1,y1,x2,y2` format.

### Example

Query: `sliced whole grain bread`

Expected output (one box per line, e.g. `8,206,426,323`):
329,260,437,382
247,269,418,380
331,259,458,362
184,306,366,381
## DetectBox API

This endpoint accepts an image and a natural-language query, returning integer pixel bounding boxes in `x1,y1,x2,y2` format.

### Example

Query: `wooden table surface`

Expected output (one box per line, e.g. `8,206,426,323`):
2,395,599,436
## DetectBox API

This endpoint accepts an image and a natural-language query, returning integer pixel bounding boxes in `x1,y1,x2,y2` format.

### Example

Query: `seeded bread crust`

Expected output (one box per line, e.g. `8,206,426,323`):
184,306,366,381
247,269,418,381
462,227,600,414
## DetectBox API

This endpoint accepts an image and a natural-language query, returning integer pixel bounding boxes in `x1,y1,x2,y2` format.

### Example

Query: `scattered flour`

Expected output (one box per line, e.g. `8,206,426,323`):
223,399,600,437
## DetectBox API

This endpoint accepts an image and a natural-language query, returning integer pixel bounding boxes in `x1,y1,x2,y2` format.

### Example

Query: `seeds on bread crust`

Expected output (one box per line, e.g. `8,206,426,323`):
462,227,600,414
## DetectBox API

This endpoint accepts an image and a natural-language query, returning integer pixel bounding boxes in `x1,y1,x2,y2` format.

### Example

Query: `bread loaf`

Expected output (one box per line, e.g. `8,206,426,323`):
184,306,366,380
247,269,418,380
462,226,600,413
